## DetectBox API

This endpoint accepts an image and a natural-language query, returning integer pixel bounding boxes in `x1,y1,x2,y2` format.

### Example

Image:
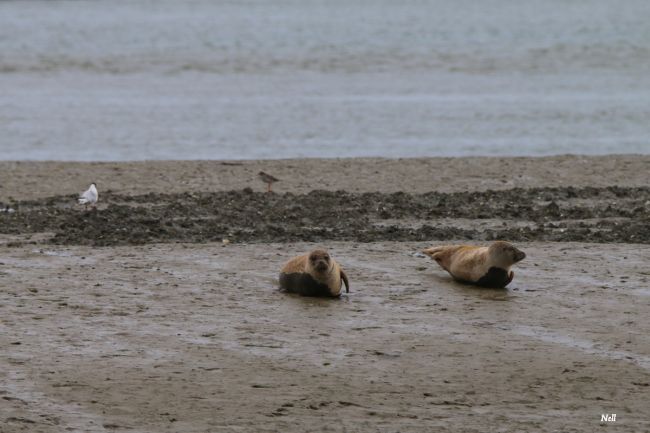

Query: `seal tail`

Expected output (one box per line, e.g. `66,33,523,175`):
340,269,350,293
422,246,455,271
422,246,445,257
422,246,447,264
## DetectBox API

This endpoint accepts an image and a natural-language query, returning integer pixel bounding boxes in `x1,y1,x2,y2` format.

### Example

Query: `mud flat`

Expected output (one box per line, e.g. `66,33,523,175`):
1,157,649,432
1,241,649,432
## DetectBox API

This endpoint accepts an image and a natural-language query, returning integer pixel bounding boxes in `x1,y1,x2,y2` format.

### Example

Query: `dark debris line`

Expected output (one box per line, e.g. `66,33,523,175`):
1,187,649,246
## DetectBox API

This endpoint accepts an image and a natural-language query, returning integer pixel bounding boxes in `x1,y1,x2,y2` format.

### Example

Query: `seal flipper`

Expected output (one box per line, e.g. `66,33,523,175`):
340,269,350,293
475,267,512,288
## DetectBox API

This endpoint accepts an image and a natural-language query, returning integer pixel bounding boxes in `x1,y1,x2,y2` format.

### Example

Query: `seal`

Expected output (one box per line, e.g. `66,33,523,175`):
279,249,350,297
422,241,526,288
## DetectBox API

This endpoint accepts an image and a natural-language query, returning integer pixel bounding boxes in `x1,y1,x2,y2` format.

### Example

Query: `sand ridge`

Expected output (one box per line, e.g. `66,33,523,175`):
1,155,649,201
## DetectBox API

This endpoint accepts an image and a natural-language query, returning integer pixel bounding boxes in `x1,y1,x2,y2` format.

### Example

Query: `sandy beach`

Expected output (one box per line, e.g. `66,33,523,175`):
2,155,649,200
1,157,649,432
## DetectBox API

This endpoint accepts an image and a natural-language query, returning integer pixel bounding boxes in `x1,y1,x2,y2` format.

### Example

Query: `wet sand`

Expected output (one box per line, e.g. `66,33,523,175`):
2,242,649,432
1,157,650,432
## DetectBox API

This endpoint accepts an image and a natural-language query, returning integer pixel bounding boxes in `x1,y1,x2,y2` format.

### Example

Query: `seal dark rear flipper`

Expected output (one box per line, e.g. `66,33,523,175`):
340,269,350,293
475,267,512,288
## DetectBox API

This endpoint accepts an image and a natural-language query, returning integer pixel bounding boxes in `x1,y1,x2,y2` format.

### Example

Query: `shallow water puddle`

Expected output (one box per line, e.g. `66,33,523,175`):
510,325,650,371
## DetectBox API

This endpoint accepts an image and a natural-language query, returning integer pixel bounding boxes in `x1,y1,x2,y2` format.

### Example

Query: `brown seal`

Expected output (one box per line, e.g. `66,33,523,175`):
279,249,349,297
422,241,526,288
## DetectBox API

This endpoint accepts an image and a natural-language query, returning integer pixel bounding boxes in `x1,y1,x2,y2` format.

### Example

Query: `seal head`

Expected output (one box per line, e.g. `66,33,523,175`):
307,249,331,273
488,241,526,267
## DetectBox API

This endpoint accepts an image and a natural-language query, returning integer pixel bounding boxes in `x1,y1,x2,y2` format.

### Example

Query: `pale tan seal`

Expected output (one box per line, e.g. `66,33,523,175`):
422,241,525,288
279,249,349,297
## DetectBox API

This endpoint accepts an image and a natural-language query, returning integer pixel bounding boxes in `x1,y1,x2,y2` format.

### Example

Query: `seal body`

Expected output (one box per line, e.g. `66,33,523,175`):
279,249,349,297
422,241,525,288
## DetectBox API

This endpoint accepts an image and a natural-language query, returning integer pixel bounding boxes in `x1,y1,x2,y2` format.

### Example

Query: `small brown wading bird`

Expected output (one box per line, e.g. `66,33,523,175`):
258,171,279,192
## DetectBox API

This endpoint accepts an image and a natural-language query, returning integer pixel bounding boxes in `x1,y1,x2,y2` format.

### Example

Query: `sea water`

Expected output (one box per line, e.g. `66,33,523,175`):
1,0,649,160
